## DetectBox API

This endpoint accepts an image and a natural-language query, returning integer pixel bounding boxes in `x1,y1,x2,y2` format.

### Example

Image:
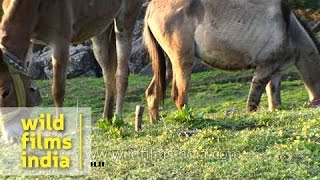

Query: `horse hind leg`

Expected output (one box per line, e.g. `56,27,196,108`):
265,72,282,111
144,33,193,121
169,52,194,110
295,54,320,106
145,76,161,123
247,66,272,112
145,57,172,122
91,24,117,120
166,58,173,87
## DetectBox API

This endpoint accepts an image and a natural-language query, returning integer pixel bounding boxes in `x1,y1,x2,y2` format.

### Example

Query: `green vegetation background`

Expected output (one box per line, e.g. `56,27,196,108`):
289,0,320,9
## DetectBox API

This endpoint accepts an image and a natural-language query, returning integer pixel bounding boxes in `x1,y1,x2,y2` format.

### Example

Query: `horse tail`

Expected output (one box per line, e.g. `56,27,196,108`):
294,14,320,53
282,0,320,53
143,9,166,102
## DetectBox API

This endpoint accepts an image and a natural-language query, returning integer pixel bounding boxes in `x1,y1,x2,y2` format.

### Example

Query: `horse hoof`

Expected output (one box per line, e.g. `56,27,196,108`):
9,137,18,144
1,135,18,144
225,108,239,116
1,121,23,144
310,99,320,107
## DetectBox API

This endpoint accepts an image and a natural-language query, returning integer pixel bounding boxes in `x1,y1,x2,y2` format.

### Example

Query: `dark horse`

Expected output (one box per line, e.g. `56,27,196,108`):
144,0,320,122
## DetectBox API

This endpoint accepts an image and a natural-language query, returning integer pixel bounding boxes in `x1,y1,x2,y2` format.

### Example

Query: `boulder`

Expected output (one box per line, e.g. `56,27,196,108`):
129,1,150,73
29,45,102,80
130,37,150,74
139,63,153,76
192,58,213,73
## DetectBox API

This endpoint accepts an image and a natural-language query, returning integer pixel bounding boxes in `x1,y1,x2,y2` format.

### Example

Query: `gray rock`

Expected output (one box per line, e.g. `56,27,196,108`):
130,37,150,74
192,58,213,73
32,81,42,106
29,50,52,80
139,63,153,76
129,1,150,74
29,45,102,80
67,45,102,79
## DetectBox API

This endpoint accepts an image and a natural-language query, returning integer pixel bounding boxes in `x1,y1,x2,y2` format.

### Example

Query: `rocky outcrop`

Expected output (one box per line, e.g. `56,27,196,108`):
29,45,102,80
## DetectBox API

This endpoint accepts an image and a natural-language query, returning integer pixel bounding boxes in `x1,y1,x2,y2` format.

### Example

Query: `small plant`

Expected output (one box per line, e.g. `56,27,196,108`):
173,105,194,122
96,115,128,138
168,105,205,124
96,118,112,130
112,114,125,128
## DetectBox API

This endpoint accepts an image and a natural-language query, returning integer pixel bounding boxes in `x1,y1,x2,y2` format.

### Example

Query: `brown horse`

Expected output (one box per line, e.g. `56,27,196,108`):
144,0,320,122
0,0,142,143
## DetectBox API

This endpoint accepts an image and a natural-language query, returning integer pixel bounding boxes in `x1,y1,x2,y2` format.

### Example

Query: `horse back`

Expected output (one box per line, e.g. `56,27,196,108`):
32,0,122,44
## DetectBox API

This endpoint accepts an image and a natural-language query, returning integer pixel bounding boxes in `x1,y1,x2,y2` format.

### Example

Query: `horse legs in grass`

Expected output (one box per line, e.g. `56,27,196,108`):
145,77,161,123
247,67,272,112
295,55,320,106
114,26,130,119
92,25,117,120
266,72,282,111
114,6,140,119
51,41,69,107
145,55,193,122
166,58,173,87
170,55,193,110
92,1,140,120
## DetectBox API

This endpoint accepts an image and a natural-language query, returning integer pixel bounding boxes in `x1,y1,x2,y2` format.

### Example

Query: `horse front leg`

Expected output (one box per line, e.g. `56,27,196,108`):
111,0,141,120
265,72,282,111
247,67,272,112
92,25,117,120
114,15,138,119
114,34,130,120
0,116,23,144
51,42,69,107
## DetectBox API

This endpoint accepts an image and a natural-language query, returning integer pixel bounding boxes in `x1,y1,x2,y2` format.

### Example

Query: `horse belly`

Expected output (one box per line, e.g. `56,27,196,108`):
71,0,121,43
71,17,114,43
194,29,253,70
194,0,287,70
196,46,252,70
31,0,121,44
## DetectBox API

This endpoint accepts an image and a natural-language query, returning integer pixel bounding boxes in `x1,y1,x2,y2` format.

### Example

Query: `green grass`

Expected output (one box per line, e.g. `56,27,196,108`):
5,68,320,179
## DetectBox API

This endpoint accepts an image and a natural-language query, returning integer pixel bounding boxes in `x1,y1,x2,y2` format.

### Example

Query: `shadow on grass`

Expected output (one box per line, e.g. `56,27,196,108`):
184,118,267,131
166,106,270,132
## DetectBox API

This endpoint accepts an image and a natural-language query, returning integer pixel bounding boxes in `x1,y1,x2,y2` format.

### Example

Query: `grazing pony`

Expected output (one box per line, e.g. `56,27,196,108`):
144,0,320,122
0,0,142,143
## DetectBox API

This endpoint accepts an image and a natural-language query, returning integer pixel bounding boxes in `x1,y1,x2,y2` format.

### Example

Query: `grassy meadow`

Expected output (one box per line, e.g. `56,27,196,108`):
16,68,317,179
0,2,319,180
